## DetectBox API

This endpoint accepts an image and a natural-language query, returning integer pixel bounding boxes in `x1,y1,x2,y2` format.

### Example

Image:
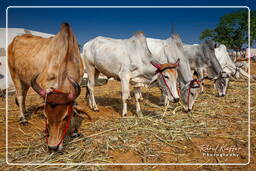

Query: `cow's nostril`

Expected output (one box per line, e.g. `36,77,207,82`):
48,145,59,152
174,98,179,103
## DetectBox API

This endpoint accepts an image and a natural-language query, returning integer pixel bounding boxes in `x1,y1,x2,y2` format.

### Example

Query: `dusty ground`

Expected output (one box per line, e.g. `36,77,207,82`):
0,62,255,170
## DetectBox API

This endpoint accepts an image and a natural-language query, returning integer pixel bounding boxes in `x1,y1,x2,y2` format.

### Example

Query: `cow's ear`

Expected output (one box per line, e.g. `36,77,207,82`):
151,61,161,69
149,74,158,87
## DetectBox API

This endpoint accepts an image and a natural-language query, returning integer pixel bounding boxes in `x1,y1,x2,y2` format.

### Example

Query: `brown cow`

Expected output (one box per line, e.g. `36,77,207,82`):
8,23,84,151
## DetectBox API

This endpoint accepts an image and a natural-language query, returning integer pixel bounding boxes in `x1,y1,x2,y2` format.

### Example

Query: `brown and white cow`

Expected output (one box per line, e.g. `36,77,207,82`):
8,23,84,151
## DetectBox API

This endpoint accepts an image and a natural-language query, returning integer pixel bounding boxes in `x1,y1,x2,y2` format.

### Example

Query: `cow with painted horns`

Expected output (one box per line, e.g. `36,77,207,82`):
83,32,180,117
145,34,202,112
183,40,230,97
8,23,84,152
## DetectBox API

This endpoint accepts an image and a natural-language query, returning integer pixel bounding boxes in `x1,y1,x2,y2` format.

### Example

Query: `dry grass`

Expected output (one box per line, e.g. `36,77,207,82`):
0,62,255,170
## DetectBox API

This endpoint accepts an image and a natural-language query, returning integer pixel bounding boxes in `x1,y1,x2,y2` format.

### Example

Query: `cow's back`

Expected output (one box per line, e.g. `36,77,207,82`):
83,36,138,78
8,35,53,85
8,23,83,91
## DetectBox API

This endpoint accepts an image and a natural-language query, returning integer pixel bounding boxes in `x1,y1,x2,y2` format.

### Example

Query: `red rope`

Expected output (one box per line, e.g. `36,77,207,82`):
57,104,72,147
159,72,175,99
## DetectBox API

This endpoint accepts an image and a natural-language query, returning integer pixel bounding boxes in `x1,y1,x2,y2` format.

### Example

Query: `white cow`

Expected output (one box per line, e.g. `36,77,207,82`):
145,34,201,111
83,32,180,117
215,45,249,79
215,45,240,78
184,41,230,97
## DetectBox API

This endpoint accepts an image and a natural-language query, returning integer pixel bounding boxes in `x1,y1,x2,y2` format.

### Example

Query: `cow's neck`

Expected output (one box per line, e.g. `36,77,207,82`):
201,45,223,78
165,38,193,86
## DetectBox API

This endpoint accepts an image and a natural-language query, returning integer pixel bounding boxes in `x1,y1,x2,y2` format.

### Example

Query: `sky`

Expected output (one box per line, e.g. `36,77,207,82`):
0,0,255,46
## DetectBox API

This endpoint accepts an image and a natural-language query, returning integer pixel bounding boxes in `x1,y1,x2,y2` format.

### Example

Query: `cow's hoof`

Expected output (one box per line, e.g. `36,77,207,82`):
19,119,29,126
137,111,143,117
139,98,144,102
93,108,99,112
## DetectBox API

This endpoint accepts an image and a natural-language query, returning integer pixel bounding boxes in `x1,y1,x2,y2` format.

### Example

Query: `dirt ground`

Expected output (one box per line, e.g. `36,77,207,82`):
0,62,255,170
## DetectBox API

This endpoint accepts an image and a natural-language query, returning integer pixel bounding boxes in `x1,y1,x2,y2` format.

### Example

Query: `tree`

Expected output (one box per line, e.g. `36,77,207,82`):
200,9,256,51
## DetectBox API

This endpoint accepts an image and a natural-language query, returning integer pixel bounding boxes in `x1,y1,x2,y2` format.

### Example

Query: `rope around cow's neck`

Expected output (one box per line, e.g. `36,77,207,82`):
44,89,73,147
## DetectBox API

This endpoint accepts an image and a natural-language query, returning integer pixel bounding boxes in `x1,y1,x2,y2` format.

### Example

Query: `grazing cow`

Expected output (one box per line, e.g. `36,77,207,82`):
183,40,229,97
83,32,180,117
215,45,240,78
8,23,84,151
144,34,201,111
215,44,249,79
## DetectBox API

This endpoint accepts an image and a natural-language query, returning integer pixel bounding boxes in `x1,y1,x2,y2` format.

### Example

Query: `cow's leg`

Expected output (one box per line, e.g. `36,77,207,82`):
138,89,144,101
86,67,99,112
197,68,204,93
134,87,143,117
14,80,29,125
120,73,130,117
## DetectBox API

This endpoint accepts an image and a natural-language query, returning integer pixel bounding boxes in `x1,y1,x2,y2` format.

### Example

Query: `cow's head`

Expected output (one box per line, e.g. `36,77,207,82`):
213,71,230,97
150,59,180,102
31,74,81,152
232,67,240,79
180,79,201,112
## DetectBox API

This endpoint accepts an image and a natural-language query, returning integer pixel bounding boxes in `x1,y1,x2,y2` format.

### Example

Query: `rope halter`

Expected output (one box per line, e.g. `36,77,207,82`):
151,59,180,100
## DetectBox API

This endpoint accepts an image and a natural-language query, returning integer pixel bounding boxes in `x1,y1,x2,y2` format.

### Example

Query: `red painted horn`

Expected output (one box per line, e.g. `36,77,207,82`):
67,76,81,101
31,74,46,97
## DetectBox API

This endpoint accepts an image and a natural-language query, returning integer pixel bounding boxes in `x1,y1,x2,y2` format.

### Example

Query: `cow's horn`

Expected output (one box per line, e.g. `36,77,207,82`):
31,74,46,97
67,76,81,101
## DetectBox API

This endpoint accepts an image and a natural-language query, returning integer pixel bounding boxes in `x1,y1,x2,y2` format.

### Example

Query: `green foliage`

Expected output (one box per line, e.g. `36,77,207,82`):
200,9,256,51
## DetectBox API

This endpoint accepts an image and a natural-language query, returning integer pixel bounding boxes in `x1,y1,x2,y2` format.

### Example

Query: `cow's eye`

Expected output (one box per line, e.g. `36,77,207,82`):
164,75,169,79
191,92,194,96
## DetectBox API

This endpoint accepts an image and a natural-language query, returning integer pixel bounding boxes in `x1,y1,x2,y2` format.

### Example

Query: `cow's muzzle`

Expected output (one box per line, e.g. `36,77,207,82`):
48,144,63,152
48,145,59,152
